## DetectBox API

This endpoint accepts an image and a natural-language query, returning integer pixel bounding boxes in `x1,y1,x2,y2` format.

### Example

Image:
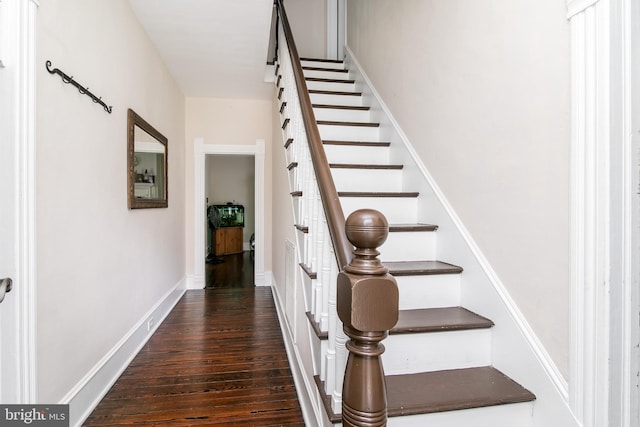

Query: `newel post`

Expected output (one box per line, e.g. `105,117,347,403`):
337,209,399,427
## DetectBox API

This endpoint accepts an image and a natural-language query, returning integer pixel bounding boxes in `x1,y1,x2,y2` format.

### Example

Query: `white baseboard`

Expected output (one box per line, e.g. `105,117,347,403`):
186,273,204,289
270,278,321,427
63,278,187,427
255,270,273,287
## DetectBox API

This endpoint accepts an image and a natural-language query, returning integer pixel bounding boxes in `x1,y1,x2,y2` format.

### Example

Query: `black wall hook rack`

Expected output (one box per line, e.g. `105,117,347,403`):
45,60,113,114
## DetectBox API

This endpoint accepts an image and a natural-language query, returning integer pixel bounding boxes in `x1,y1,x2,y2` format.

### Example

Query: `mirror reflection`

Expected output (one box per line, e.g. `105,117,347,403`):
128,109,168,209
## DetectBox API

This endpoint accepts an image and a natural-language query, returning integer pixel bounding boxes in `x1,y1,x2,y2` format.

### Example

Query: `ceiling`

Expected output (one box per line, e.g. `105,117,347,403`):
128,0,275,100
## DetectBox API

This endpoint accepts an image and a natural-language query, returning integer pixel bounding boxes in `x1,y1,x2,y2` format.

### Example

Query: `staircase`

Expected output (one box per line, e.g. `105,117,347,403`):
277,56,537,426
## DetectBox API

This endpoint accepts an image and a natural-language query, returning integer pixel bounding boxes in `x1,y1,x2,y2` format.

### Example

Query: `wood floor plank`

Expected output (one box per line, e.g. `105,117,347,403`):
84,287,304,426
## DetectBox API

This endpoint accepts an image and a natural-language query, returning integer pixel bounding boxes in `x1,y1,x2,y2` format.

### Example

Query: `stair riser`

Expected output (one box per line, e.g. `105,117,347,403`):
318,124,379,141
395,275,461,310
306,80,356,92
380,231,437,262
389,402,534,427
301,60,345,70
324,145,390,164
331,168,403,192
313,107,371,122
303,69,350,80
383,329,492,375
340,197,418,224
309,92,363,106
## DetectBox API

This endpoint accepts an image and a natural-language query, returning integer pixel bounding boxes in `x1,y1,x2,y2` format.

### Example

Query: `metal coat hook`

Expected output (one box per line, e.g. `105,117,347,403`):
45,60,113,114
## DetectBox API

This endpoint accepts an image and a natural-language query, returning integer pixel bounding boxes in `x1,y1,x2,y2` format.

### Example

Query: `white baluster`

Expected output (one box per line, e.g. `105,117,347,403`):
320,220,331,332
325,255,338,397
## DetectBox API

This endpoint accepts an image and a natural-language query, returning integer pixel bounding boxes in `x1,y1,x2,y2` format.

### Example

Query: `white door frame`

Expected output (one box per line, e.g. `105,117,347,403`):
568,0,639,425
0,0,38,404
191,139,266,288
326,0,345,60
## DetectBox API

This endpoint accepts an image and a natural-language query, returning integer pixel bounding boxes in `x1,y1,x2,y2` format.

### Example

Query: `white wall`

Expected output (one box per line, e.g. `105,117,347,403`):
347,0,571,377
285,0,327,58
185,97,273,278
206,155,255,245
37,0,185,403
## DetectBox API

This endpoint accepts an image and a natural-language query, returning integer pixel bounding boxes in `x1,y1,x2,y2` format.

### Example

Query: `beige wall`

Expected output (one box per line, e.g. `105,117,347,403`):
185,98,273,277
37,0,185,402
285,0,327,58
347,0,571,376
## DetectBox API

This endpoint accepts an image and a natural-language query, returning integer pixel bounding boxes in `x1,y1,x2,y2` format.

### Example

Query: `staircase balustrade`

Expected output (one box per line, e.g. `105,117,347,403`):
275,1,399,425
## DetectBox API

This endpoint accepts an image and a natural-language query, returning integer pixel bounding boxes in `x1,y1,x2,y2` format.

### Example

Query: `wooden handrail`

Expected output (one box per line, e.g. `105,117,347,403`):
275,0,353,270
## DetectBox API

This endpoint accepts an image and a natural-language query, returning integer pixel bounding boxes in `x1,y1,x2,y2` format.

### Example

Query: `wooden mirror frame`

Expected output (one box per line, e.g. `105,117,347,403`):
127,109,168,209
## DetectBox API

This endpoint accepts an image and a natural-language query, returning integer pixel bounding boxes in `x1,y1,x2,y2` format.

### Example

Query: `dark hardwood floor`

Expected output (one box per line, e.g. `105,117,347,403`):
206,251,255,288
84,286,304,426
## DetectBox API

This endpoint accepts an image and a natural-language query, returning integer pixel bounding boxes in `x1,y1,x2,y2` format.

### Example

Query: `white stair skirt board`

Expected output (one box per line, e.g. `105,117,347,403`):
269,279,323,427
300,60,345,70
331,168,403,192
323,144,390,164
340,197,418,224
318,123,380,141
309,92,363,107
395,274,461,310
380,231,437,262
388,402,534,427
306,80,356,92
383,329,492,375
313,107,371,123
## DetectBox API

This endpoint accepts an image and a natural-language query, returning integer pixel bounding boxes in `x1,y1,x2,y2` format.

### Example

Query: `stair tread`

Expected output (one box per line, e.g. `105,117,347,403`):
391,307,494,335
330,163,403,170
388,223,438,232
305,311,327,339
386,366,536,417
300,57,344,64
315,366,534,423
385,260,463,276
309,89,361,96
306,77,355,84
313,104,370,111
317,120,379,127
299,263,316,279
303,66,349,73
323,140,390,147
338,191,419,197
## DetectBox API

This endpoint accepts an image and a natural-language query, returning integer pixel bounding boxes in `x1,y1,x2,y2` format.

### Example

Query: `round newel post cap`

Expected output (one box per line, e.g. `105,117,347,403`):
345,209,389,251
344,209,389,275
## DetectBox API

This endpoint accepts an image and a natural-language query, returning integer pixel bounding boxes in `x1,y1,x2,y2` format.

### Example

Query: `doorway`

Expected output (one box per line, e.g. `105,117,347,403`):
192,139,266,289
205,154,255,288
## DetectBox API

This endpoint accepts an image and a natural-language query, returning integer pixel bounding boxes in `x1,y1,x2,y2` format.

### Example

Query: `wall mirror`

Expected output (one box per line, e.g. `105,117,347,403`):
127,109,168,209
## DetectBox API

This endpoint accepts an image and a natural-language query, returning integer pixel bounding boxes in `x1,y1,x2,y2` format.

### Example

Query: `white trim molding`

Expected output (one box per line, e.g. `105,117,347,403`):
192,139,267,289
565,0,638,425
326,0,345,60
1,0,39,404
270,276,321,426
